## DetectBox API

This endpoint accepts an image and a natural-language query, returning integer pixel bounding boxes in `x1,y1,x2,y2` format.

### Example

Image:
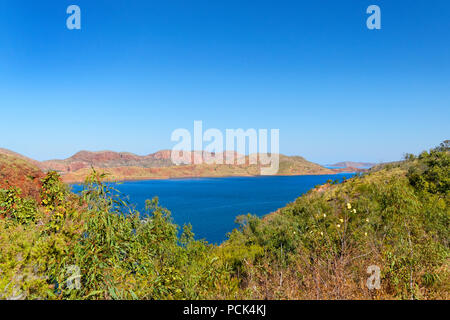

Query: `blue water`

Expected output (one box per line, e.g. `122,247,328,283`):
72,174,352,244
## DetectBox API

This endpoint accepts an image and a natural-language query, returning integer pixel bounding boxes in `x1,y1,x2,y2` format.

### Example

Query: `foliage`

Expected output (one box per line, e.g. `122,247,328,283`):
0,170,236,300
0,187,38,225
407,144,450,195
0,142,448,300
218,143,449,299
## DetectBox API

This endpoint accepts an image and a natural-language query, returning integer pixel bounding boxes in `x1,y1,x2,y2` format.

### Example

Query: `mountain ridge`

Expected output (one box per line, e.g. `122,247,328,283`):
0,148,367,183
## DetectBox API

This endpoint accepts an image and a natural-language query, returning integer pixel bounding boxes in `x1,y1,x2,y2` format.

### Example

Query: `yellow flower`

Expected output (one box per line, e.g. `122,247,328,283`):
364,232,368,236
323,213,327,218
366,218,369,222
346,203,352,209
320,232,324,236
339,218,344,223
337,224,341,228
352,209,357,213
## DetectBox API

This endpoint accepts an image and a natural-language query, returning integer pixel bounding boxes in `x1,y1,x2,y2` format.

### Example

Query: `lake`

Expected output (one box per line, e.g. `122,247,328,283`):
72,174,353,244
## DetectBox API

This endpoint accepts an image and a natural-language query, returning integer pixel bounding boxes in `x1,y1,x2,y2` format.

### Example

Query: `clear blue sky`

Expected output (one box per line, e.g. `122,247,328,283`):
0,0,449,164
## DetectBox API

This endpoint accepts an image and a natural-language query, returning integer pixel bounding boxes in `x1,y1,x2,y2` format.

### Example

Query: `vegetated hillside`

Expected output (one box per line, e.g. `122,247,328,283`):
0,152,44,202
277,155,334,174
0,142,447,300
328,161,377,168
221,141,449,299
60,154,349,183
369,160,411,172
0,148,41,168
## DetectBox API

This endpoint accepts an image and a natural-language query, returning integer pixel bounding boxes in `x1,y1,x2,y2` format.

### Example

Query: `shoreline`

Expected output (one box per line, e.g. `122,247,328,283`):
64,170,358,185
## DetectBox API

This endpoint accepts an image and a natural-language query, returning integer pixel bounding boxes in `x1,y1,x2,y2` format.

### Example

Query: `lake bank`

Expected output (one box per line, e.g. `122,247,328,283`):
62,168,361,184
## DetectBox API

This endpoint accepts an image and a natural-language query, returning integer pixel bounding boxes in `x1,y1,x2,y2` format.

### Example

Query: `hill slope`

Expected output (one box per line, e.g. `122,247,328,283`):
0,152,44,201
221,143,449,299
0,148,41,167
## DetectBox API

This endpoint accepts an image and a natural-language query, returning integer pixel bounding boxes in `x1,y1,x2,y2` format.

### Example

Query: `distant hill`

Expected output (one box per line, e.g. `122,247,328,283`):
0,148,368,184
327,161,377,168
55,153,345,183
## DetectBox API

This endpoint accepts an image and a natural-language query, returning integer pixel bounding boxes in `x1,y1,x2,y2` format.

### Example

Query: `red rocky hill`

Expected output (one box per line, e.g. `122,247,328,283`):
0,151,44,201
0,148,368,184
